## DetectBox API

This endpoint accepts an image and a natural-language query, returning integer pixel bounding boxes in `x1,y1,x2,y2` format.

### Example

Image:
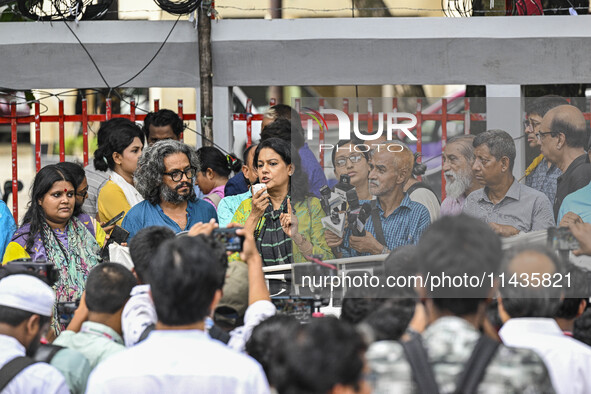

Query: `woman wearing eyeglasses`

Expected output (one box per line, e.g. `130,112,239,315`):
95,119,145,226
231,138,333,266
330,138,372,201
3,165,105,336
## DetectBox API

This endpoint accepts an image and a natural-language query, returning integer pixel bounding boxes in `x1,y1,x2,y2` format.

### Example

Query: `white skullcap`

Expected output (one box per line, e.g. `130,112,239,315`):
0,275,55,317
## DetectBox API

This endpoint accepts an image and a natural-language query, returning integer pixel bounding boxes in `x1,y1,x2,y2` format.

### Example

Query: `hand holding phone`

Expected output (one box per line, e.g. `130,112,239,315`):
102,211,125,228
213,227,245,252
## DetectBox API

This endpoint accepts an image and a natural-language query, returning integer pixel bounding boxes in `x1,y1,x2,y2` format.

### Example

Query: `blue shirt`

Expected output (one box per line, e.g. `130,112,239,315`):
299,144,328,199
342,194,430,257
525,157,562,205
217,190,252,228
122,199,218,239
224,172,249,197
558,181,591,224
0,201,16,259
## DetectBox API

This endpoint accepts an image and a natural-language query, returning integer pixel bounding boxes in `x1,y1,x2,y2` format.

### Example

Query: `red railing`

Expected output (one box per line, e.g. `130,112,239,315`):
232,97,486,201
1,98,196,222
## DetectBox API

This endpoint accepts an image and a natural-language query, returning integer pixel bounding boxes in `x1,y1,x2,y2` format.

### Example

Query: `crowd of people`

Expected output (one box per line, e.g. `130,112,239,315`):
1,98,591,393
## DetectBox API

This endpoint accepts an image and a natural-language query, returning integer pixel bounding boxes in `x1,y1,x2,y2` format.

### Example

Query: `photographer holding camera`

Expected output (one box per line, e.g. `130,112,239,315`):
327,142,430,257
53,263,136,369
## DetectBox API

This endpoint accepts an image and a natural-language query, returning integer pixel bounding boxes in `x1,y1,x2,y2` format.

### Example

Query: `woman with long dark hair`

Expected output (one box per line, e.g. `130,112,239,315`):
95,119,144,226
231,138,332,265
2,165,104,334
195,146,241,209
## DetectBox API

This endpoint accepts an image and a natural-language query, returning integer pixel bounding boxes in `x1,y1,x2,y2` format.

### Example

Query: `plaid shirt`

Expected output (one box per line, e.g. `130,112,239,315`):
342,194,430,257
525,157,561,205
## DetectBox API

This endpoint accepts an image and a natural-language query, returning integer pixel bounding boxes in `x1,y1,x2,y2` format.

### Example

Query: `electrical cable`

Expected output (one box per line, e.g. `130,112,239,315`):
114,15,182,88
153,0,201,15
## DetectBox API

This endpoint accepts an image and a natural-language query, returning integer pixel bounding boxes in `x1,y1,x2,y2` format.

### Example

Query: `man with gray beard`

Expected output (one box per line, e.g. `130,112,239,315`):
122,140,217,239
440,135,481,216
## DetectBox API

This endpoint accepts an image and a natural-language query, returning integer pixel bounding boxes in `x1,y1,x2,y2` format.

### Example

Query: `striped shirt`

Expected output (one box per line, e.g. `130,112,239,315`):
342,194,431,257
231,197,333,265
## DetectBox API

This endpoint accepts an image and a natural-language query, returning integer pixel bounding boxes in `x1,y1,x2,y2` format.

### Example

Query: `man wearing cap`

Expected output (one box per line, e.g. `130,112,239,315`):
0,274,69,394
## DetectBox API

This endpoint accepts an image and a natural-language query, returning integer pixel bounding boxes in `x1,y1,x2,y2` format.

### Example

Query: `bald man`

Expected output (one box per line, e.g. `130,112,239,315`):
538,105,591,219
336,142,430,257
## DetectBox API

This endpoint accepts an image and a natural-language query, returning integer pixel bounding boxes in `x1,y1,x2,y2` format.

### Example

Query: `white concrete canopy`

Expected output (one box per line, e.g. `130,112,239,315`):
1,15,591,89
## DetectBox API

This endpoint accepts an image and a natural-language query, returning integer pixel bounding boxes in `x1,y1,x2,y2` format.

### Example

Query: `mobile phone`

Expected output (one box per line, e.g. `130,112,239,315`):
213,228,245,252
272,297,315,323
109,225,130,244
100,225,130,261
252,183,267,196
103,211,125,228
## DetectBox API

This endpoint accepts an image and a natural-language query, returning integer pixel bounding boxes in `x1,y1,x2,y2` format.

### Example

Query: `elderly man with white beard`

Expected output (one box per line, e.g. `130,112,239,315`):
440,135,481,216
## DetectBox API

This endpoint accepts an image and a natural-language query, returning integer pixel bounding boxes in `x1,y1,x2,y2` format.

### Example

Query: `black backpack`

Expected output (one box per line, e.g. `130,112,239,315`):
401,334,499,394
0,344,63,391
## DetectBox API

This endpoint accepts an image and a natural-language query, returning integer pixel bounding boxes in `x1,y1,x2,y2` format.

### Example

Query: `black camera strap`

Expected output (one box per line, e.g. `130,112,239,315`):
369,200,386,247
402,334,500,394
0,357,39,392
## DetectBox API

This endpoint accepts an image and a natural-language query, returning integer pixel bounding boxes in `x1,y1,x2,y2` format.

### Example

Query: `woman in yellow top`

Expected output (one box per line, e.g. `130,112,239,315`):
96,119,144,226
231,137,333,265
3,165,105,335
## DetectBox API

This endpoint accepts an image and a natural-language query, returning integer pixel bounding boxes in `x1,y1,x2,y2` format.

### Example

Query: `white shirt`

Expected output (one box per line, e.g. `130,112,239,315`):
228,300,276,353
121,284,157,347
408,187,440,223
86,329,270,394
0,334,69,394
499,317,591,394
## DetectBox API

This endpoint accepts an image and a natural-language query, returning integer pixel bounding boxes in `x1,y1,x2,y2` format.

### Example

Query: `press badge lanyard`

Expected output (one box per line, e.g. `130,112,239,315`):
80,325,121,344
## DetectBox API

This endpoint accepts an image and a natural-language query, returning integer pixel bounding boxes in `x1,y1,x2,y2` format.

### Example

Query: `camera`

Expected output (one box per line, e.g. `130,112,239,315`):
56,299,80,326
320,175,369,238
0,259,59,286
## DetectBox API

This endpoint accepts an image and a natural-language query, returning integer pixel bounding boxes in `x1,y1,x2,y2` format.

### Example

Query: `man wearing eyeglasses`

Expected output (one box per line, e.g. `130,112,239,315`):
121,140,218,239
538,104,591,220
522,96,567,204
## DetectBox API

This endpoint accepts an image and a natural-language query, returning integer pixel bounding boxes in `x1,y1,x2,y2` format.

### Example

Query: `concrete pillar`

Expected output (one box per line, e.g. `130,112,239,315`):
485,85,525,179
212,86,233,154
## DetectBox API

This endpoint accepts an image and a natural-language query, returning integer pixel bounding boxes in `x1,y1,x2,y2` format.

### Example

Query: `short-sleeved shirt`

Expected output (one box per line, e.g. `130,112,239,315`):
558,181,591,224
525,156,562,205
554,153,591,220
463,179,555,232
342,194,430,257
122,199,218,239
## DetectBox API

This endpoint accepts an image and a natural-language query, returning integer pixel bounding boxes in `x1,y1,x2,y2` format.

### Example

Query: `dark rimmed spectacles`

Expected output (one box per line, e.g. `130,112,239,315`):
76,187,88,199
163,167,197,182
